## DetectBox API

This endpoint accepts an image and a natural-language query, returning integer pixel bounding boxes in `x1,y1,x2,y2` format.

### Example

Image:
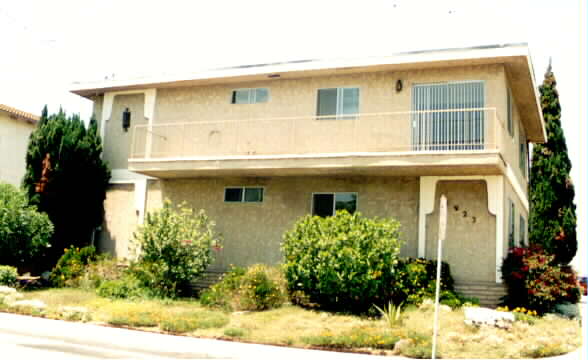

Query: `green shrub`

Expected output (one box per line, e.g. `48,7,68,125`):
200,265,286,311
394,257,455,305
199,266,245,310
501,246,580,314
0,265,18,287
0,183,53,268
50,245,98,287
236,264,286,311
131,200,222,298
282,211,402,313
374,301,403,328
96,275,146,299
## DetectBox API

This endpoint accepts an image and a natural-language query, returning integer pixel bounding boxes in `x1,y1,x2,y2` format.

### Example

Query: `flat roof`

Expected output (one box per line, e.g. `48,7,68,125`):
70,43,546,142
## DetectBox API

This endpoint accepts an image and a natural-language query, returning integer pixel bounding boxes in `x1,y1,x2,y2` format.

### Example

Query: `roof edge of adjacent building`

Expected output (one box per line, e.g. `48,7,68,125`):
0,104,40,125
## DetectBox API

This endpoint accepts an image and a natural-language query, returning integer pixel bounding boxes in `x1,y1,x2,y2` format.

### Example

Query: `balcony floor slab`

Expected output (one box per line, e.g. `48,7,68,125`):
128,151,506,178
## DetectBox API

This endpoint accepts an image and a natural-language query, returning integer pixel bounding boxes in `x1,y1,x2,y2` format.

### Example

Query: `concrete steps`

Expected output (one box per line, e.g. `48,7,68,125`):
190,271,225,294
454,282,507,308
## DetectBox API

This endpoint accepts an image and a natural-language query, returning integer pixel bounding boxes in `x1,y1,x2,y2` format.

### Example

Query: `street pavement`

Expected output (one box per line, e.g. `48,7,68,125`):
0,305,585,360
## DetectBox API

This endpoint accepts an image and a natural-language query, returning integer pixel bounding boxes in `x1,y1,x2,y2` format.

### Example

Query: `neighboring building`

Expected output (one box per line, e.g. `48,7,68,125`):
0,104,38,186
71,43,545,304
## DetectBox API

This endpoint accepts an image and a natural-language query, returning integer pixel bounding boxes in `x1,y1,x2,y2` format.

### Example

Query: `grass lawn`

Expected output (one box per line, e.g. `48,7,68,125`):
0,288,581,358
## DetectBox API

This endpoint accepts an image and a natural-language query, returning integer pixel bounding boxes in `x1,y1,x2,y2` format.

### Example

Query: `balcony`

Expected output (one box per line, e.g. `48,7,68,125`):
129,108,507,178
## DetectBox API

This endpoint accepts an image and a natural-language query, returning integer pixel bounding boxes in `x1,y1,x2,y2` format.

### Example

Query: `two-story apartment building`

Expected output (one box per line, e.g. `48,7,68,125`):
0,104,38,186
71,44,545,302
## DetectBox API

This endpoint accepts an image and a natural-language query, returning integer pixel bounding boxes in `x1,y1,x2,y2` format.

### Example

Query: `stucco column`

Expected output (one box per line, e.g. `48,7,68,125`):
485,176,504,283
143,89,157,159
418,177,438,258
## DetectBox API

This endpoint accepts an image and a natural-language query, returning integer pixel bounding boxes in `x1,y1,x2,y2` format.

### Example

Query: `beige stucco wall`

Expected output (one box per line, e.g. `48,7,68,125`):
501,76,529,196
137,176,420,270
0,113,35,186
91,64,530,178
104,94,147,169
100,183,138,259
425,180,496,283
145,179,163,212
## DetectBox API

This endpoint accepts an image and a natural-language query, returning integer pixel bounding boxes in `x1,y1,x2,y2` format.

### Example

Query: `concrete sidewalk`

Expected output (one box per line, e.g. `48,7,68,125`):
0,312,583,359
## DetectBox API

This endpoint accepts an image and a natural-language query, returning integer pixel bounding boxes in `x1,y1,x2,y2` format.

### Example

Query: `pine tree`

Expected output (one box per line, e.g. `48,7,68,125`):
528,64,577,265
23,107,111,268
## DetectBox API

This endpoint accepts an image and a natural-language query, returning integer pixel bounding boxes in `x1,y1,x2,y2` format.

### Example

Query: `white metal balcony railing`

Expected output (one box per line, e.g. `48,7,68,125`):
130,108,502,160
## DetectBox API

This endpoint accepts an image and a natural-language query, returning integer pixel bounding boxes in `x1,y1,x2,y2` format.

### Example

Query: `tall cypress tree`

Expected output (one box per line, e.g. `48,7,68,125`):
23,107,111,268
528,63,577,265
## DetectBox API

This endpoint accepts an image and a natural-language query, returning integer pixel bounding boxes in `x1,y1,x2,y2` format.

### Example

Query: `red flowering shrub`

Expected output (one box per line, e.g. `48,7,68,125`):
501,245,580,314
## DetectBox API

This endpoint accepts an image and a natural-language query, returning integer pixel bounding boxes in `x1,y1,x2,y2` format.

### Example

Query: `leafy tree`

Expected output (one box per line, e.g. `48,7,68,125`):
0,182,53,269
528,64,576,265
23,106,110,267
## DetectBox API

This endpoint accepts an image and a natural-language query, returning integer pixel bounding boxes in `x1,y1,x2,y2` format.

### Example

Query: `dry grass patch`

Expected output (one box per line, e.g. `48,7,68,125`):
4,289,582,358
21,288,97,308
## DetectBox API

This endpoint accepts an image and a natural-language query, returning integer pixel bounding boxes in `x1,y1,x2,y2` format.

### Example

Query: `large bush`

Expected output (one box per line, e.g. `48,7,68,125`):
50,245,98,287
501,246,580,314
132,200,222,298
0,183,53,269
282,211,402,313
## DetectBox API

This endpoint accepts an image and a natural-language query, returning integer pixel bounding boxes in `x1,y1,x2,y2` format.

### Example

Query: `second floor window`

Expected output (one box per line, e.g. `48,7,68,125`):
231,88,269,104
519,135,528,178
316,87,359,119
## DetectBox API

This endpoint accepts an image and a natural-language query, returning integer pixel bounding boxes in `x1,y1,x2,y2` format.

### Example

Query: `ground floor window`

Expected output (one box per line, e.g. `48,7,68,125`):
224,187,264,202
508,199,516,246
312,192,357,217
519,215,527,246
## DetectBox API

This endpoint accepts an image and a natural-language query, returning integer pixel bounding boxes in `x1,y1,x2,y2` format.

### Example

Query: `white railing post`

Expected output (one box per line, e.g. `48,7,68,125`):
130,125,137,159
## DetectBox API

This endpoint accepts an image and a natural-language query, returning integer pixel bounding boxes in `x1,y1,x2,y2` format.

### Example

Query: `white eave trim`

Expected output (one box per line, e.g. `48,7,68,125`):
71,43,531,95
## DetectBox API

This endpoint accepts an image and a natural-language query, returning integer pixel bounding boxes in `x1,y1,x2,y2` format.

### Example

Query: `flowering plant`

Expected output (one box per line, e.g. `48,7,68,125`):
501,245,580,314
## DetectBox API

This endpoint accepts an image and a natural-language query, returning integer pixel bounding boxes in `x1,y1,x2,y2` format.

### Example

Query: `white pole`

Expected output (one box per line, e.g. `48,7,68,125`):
432,194,447,360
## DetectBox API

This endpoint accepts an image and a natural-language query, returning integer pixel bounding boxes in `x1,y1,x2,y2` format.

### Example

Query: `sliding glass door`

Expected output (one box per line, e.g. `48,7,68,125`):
411,81,485,151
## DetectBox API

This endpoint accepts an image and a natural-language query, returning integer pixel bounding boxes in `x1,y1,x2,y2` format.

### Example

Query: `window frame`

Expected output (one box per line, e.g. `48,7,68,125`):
223,186,265,203
230,88,270,104
507,88,514,137
310,192,358,216
508,199,516,247
519,134,528,179
315,86,360,120
519,215,527,247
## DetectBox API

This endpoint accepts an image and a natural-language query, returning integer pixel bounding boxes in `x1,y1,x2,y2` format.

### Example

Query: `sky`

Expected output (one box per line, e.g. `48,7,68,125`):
1,1,586,272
